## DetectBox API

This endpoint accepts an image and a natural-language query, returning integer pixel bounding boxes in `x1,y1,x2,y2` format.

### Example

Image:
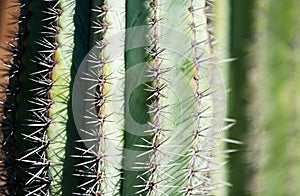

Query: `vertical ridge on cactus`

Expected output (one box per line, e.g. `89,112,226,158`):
72,0,123,194
47,0,74,194
79,1,116,193
184,0,214,194
131,0,173,195
66,0,125,195
13,0,60,195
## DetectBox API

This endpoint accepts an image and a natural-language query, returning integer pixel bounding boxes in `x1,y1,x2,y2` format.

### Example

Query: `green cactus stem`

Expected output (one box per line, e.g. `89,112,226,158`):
14,0,60,195
227,0,255,195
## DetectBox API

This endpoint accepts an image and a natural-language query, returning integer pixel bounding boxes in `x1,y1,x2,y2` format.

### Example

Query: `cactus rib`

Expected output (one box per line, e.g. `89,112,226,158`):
14,0,60,195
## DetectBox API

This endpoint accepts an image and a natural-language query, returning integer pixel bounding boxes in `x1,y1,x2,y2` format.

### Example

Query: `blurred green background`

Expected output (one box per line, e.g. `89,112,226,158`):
216,0,300,195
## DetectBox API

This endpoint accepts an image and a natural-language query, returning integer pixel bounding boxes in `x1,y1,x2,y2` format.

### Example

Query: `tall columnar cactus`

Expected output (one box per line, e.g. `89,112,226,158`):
251,0,300,195
0,0,228,195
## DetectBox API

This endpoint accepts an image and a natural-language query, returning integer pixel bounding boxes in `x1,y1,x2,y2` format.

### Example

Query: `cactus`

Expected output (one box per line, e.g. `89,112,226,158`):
0,0,228,195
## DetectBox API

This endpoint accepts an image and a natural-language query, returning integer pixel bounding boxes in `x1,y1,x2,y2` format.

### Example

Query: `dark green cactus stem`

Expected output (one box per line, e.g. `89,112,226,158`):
122,0,150,195
14,0,60,195
227,0,255,195
61,0,97,194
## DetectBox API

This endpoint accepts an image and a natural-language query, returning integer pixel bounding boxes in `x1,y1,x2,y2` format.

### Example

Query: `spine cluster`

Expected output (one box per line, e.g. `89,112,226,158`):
135,0,172,195
184,0,215,195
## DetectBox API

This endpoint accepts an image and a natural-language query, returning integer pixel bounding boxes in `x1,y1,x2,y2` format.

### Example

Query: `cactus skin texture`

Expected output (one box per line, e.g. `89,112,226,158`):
0,0,228,195
14,0,60,195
